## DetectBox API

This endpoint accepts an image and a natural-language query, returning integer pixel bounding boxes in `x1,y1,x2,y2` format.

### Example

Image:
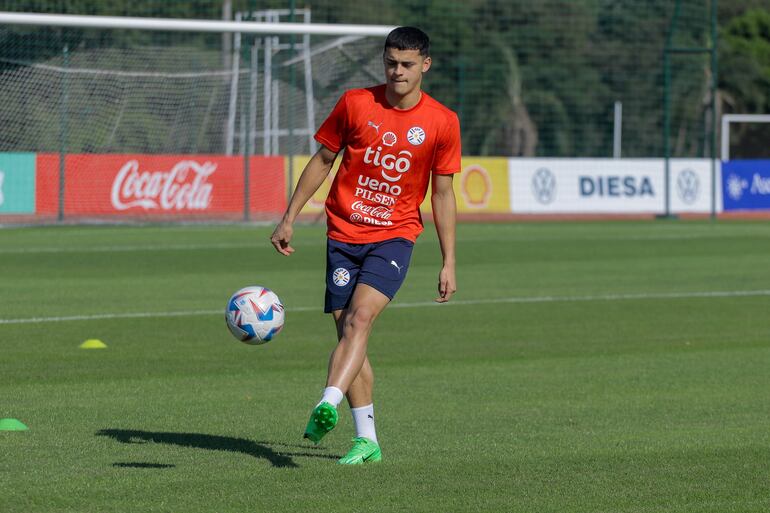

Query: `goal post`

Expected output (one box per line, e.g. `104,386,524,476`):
0,11,393,223
0,11,395,37
721,114,770,161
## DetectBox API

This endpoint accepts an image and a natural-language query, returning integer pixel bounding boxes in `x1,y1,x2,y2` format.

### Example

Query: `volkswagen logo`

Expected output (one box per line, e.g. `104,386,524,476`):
531,168,556,204
676,169,699,205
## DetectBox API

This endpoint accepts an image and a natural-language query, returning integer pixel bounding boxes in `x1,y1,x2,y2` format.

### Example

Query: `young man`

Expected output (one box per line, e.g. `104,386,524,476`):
270,26,460,465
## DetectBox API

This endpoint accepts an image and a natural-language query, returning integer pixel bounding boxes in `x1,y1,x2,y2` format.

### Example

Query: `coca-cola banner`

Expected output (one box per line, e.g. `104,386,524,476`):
36,154,285,218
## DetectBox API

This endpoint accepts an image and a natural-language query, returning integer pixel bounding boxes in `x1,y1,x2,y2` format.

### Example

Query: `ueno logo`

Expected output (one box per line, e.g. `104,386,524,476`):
111,160,215,211
358,175,402,197
363,146,413,183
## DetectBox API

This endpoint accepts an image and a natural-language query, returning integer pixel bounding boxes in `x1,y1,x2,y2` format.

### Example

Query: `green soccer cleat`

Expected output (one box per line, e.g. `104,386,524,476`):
338,437,382,465
303,402,338,444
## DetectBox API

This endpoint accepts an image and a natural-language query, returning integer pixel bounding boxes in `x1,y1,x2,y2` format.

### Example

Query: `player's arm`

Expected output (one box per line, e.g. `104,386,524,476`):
270,145,338,255
431,173,457,302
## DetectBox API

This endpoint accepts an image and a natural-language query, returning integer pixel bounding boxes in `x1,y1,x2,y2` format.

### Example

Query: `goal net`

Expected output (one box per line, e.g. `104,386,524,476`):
0,11,389,222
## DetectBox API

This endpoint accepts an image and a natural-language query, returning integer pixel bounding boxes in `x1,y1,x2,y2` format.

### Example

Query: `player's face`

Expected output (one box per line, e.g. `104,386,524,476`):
384,48,431,97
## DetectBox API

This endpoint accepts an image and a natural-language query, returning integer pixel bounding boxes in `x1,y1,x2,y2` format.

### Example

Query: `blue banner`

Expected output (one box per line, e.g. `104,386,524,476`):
722,160,770,211
0,153,36,214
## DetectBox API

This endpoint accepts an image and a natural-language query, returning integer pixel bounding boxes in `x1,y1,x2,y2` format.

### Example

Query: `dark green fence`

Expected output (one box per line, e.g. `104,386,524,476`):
0,0,767,158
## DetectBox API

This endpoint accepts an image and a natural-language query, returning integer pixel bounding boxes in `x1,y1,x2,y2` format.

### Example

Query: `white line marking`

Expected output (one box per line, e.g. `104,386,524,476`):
0,242,273,254
1,289,769,325
3,231,767,255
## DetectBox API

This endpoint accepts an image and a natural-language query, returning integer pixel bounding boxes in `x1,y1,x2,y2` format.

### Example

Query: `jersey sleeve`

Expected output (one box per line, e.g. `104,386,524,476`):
432,112,462,175
314,92,348,153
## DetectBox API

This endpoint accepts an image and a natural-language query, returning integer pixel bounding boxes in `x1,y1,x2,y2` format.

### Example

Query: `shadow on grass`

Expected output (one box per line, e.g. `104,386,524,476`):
113,462,176,469
97,429,339,468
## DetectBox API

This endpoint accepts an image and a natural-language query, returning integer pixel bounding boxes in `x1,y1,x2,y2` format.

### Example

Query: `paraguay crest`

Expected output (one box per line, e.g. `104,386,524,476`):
407,126,425,145
333,267,350,286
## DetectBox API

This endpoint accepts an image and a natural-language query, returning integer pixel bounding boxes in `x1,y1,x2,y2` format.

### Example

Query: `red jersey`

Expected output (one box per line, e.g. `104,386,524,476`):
314,85,461,243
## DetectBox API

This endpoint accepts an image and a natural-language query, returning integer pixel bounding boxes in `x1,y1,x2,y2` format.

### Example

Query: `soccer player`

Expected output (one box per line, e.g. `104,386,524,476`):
270,26,460,465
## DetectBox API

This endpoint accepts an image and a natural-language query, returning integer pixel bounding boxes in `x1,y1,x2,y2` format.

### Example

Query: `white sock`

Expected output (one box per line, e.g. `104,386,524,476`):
317,386,344,408
351,404,377,444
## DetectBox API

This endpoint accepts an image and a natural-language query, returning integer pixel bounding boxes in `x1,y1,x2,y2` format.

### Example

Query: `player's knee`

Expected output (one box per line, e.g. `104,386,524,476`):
345,305,377,333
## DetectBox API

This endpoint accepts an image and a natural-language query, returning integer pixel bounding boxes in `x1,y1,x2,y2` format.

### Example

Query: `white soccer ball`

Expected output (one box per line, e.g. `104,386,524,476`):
225,286,285,345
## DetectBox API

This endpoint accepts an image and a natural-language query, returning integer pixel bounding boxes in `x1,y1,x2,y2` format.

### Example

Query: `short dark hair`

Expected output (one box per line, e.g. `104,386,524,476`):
384,27,430,57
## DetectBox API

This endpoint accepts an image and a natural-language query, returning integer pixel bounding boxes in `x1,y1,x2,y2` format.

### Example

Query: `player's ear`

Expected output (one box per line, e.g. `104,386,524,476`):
422,56,432,73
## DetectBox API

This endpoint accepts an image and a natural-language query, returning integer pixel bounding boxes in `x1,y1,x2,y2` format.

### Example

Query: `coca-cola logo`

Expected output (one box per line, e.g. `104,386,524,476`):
111,160,215,211
351,200,393,220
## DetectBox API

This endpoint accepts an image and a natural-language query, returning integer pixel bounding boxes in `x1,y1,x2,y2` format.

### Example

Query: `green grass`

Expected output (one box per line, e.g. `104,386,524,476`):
2,221,770,512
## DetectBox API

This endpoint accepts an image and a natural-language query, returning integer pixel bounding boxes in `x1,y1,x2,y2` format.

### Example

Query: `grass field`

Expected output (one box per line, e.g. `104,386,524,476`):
2,221,770,513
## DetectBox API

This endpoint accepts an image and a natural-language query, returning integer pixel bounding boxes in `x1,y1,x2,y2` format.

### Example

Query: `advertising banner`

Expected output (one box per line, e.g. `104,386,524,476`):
668,159,720,213
509,158,717,214
420,158,510,213
722,160,770,211
0,153,36,214
35,154,285,217
289,155,342,215
290,156,510,216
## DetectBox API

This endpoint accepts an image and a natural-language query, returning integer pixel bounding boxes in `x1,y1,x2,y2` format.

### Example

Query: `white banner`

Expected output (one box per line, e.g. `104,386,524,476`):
509,158,720,214
667,159,721,213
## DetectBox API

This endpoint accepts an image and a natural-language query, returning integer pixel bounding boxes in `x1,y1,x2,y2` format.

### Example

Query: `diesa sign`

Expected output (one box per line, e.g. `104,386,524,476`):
579,175,654,198
509,158,716,214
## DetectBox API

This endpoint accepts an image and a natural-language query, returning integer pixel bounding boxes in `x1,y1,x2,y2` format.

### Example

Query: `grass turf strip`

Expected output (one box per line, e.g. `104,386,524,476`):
2,221,770,512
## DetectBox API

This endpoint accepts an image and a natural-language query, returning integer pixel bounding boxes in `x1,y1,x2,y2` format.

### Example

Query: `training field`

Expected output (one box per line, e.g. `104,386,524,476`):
2,221,770,512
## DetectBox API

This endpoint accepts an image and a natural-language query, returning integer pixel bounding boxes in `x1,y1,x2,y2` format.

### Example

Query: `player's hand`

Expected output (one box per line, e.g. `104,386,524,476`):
270,220,295,256
435,265,456,303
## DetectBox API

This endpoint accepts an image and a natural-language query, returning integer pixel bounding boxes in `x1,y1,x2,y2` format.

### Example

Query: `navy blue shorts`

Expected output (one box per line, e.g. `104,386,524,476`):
324,237,414,313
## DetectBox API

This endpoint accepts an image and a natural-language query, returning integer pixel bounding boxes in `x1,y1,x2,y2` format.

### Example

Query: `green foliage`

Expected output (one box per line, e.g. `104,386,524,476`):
720,8,770,113
719,7,770,157
0,0,765,157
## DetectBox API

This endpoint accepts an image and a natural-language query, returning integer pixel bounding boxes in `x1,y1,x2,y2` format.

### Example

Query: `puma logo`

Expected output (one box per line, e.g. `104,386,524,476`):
367,120,381,134
390,260,403,274
367,414,374,419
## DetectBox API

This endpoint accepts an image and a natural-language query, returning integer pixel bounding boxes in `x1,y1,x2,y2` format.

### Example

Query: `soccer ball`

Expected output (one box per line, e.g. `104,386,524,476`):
225,286,285,345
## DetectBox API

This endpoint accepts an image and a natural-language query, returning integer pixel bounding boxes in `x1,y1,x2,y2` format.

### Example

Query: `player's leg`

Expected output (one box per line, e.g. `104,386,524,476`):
332,310,374,415
304,285,387,445
334,310,380,459
335,239,413,463
305,238,412,450
339,356,382,464
326,284,389,394
330,294,384,464
346,356,373,409
303,242,359,444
